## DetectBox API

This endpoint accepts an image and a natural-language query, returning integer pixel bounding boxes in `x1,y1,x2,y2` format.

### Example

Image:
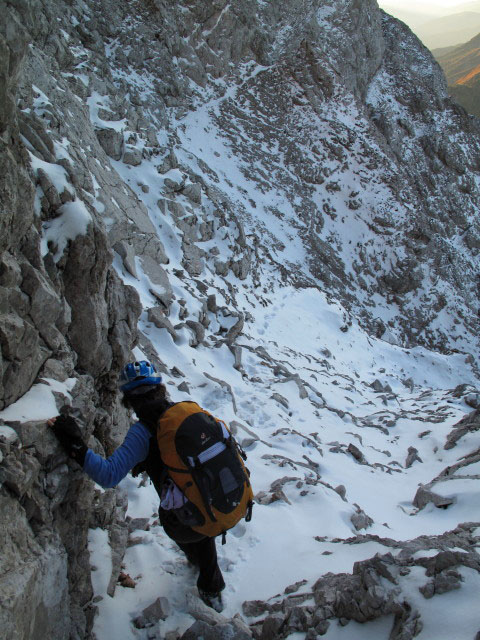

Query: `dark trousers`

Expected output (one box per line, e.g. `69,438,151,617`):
159,508,225,593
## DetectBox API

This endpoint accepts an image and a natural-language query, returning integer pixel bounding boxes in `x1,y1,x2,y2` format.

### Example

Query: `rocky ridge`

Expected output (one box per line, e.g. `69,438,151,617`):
1,0,479,638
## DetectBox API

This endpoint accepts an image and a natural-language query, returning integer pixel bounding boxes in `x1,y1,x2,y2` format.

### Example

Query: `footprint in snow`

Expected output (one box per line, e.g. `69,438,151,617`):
229,522,247,538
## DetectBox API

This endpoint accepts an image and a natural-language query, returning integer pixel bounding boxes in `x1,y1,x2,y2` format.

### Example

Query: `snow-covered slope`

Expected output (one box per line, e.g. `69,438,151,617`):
86,285,480,638
1,0,479,638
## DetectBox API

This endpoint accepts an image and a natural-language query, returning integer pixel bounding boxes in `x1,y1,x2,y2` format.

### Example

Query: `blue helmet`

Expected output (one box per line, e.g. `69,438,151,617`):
119,360,163,393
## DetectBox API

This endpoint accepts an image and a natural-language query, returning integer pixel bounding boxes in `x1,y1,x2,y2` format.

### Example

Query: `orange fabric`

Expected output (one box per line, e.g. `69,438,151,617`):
156,402,253,537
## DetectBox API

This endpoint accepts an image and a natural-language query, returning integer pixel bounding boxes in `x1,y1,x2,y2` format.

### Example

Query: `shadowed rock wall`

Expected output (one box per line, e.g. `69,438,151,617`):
0,1,140,637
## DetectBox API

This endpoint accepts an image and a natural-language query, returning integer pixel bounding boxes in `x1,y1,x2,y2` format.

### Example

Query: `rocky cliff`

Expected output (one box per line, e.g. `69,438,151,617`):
0,0,479,638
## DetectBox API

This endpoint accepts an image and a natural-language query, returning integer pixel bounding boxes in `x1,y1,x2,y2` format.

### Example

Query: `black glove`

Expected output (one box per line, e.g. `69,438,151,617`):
50,415,88,466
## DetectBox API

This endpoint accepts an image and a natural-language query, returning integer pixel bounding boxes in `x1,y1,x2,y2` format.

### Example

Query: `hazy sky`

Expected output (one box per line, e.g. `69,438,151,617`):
379,0,468,8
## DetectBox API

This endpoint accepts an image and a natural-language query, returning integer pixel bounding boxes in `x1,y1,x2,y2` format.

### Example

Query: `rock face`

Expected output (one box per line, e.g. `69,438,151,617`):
0,2,140,637
0,0,479,638
243,524,480,640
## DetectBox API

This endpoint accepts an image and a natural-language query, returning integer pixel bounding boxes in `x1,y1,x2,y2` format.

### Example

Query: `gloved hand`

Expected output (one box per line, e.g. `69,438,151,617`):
49,415,88,466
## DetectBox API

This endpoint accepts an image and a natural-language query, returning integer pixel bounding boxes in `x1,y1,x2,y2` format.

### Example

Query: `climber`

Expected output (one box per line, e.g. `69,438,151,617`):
48,360,246,613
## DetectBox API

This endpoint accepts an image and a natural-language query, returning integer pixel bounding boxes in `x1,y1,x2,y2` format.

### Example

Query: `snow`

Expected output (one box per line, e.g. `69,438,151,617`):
310,616,395,640
87,91,127,131
0,425,19,444
32,84,52,112
80,144,479,633
399,566,480,640
89,528,112,596
91,196,477,633
0,378,77,421
453,461,480,475
41,200,92,261
84,266,478,636
28,152,73,196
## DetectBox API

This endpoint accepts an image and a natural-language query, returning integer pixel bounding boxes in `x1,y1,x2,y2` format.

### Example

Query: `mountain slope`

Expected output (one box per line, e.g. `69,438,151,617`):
449,81,480,117
434,32,480,116
0,0,480,639
435,32,480,84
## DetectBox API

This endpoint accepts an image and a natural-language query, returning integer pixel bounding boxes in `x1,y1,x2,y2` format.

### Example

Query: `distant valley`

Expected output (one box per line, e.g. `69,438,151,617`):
380,2,480,117
434,33,480,117
380,1,480,49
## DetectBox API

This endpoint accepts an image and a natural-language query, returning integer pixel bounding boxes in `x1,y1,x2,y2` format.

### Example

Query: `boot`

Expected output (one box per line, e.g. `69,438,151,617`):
198,588,224,613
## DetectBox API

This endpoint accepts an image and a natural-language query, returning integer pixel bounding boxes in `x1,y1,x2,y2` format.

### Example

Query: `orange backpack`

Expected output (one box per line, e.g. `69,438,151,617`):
157,401,253,538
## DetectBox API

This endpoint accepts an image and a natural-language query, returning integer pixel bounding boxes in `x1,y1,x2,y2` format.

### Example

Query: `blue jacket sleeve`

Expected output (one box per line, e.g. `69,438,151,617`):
83,421,151,488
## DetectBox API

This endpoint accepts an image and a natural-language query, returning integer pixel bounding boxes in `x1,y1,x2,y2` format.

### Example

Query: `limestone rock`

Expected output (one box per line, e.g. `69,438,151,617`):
284,579,308,595
148,306,177,340
231,255,251,280
347,443,368,465
465,392,480,409
183,181,202,204
419,571,462,599
183,243,205,276
444,409,480,450
413,486,455,510
134,596,171,627
405,446,422,468
186,589,227,626
351,505,374,531
123,146,142,166
140,256,174,311
225,313,244,345
128,517,150,533
260,613,285,640
113,241,138,278
242,600,272,618
96,127,124,160
271,393,289,409
181,619,251,640
214,259,229,276
164,169,185,192
185,319,206,347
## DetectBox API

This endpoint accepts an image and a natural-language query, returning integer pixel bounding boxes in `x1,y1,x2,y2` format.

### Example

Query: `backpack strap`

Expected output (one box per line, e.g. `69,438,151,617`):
245,500,253,522
190,462,218,523
133,435,169,497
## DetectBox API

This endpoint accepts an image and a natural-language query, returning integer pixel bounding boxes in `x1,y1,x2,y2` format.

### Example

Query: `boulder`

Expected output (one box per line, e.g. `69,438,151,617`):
183,182,202,204
444,409,480,450
113,240,138,278
350,505,374,531
140,256,174,310
347,443,367,464
181,620,251,640
413,486,455,510
185,320,206,347
148,306,177,340
123,146,142,166
134,597,171,627
405,447,422,468
96,127,124,160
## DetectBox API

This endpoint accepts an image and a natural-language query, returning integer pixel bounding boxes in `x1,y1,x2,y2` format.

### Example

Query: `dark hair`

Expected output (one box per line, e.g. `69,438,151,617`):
122,384,172,432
